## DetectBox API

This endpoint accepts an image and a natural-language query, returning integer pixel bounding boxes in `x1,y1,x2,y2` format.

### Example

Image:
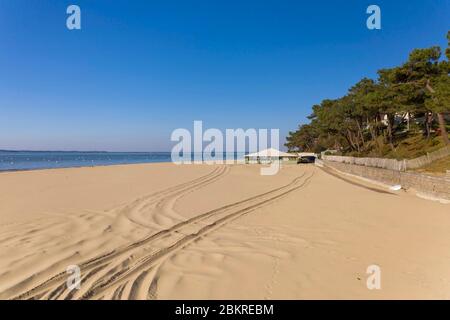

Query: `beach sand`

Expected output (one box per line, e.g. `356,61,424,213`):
0,163,449,299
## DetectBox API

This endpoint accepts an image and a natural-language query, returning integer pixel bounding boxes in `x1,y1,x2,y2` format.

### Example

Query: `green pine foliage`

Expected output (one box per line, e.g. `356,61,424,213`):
286,32,450,158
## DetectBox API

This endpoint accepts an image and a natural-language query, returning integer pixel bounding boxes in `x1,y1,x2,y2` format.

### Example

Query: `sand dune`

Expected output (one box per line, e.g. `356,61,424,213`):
0,163,449,299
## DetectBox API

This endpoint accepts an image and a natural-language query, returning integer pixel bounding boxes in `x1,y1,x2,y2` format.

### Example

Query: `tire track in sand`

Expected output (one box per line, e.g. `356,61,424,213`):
1,165,228,299
10,167,315,300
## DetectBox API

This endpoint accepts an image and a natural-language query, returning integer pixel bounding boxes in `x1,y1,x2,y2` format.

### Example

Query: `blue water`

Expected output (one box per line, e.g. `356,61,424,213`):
0,151,173,172
0,151,245,172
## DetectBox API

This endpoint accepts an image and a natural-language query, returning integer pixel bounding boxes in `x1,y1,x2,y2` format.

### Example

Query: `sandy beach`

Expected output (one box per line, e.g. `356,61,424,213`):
0,162,450,300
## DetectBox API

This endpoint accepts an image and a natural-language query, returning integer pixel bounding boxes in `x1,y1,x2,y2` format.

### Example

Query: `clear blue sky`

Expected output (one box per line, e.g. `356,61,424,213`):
0,0,449,151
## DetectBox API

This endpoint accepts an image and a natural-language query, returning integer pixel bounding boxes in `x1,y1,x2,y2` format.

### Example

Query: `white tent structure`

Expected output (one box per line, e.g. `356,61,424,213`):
244,148,298,164
298,152,317,158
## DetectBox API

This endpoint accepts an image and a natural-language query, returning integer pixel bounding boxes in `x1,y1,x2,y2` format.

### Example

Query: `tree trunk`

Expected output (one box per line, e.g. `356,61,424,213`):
369,124,376,142
386,114,395,149
437,113,450,145
426,80,449,145
406,112,410,131
356,119,365,146
345,130,357,151
424,113,430,139
424,112,433,139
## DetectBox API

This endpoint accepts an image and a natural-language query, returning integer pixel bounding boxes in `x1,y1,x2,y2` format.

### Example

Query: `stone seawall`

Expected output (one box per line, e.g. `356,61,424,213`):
322,160,450,201
322,145,450,171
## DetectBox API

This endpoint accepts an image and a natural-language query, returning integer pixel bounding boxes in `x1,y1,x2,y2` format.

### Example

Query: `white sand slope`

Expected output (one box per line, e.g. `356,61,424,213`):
0,163,449,299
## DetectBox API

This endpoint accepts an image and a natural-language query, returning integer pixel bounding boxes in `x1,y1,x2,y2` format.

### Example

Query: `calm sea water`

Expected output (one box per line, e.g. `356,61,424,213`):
0,151,245,172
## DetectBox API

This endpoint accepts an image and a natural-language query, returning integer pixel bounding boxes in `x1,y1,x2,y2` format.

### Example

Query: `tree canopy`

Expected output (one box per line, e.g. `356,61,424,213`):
286,32,450,155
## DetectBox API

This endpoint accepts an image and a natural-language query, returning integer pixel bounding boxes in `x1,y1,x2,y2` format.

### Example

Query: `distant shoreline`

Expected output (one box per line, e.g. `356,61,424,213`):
0,150,172,154
0,151,174,172
0,151,246,173
0,160,175,174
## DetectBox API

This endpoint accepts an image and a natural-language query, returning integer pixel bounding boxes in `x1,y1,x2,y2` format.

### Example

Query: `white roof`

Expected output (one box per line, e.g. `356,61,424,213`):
298,152,317,157
245,148,296,158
